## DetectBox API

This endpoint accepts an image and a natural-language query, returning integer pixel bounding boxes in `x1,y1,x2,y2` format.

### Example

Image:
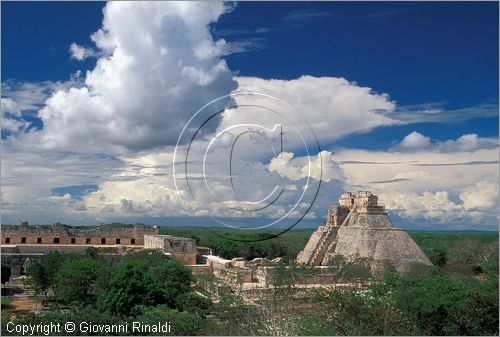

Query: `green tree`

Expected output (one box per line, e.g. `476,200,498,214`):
102,250,192,316
102,263,148,316
24,260,51,302
327,255,373,282
148,259,192,307
84,246,99,259
205,283,265,336
54,258,103,304
40,251,66,288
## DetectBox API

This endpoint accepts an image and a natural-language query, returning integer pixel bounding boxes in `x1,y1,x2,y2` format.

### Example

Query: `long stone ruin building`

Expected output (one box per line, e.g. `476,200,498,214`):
297,191,432,272
1,222,203,275
2,221,159,246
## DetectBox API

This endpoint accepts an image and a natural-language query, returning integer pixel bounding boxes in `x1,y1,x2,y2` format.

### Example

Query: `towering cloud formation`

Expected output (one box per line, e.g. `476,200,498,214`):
37,2,236,153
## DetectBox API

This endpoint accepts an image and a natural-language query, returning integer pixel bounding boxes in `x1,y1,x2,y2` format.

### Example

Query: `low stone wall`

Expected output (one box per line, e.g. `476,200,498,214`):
189,264,211,275
203,255,255,283
255,266,344,286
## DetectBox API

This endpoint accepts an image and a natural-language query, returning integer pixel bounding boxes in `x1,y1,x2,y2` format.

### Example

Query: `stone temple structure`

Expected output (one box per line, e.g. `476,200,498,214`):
297,191,432,272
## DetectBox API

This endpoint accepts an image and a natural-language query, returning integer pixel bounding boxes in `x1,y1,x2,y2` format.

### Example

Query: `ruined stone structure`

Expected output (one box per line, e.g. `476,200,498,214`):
202,255,284,285
297,191,432,273
2,221,159,246
144,235,198,264
1,221,217,277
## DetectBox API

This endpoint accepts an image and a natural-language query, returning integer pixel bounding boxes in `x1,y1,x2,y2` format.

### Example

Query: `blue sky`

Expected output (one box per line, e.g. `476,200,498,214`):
1,2,498,230
3,2,498,145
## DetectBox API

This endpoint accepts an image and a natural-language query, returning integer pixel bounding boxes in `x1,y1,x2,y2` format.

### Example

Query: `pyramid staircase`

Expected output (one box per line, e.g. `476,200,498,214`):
309,226,338,265
297,205,357,266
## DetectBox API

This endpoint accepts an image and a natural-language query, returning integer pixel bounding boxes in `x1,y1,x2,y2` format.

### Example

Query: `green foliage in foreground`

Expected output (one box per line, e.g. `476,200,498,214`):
103,250,192,316
298,264,499,336
54,258,102,304
6,249,206,335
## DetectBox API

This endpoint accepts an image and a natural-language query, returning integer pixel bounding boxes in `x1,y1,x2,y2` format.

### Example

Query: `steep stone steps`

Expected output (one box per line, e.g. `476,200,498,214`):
310,227,337,266
296,228,326,264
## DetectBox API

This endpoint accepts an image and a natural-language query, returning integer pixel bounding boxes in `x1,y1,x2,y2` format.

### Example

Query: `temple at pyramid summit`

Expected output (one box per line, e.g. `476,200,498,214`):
297,191,432,272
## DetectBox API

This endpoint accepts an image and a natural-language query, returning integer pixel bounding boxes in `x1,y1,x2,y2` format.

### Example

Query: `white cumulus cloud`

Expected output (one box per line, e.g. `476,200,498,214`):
438,133,498,152
1,2,498,230
29,2,237,154
397,131,432,150
459,181,499,210
268,150,343,182
393,131,498,153
335,146,498,225
382,190,463,221
1,98,21,117
226,76,398,148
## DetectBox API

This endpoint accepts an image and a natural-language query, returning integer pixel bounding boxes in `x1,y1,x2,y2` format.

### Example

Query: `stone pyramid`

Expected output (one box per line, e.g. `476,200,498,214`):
296,191,432,273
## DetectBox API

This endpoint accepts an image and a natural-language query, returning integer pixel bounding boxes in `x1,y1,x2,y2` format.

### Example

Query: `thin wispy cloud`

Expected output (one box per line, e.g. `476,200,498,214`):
282,8,334,26
368,178,412,184
213,8,333,53
224,38,269,55
214,27,272,37
380,101,499,123
412,160,499,167
359,8,411,20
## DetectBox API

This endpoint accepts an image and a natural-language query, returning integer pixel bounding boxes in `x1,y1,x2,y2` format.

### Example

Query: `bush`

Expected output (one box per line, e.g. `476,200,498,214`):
136,305,203,336
53,258,103,304
372,271,499,335
102,250,192,316
299,289,416,335
175,292,212,316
